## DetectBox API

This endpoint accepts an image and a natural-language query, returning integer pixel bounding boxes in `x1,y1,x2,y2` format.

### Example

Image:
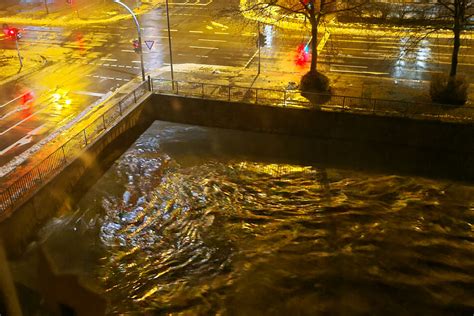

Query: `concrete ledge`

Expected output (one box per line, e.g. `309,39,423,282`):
150,94,474,181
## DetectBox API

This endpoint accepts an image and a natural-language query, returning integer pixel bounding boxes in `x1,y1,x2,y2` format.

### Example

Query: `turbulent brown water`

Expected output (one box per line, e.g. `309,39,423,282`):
33,121,474,315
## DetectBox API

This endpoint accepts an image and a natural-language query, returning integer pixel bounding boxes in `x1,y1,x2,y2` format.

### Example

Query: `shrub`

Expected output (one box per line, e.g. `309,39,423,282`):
300,71,331,93
430,74,468,106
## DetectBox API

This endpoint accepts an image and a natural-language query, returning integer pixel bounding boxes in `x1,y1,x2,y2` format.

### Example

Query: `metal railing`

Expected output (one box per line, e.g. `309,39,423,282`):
150,78,474,123
0,81,149,219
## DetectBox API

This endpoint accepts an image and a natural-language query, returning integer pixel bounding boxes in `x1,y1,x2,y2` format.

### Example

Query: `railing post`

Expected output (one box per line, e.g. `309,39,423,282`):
342,96,346,110
372,99,377,114
228,86,231,102
284,90,287,107
255,89,258,104
7,187,14,206
133,90,137,103
83,129,88,146
102,114,106,130
61,145,67,163
37,167,43,184
119,101,123,116
201,83,204,98
176,81,179,94
147,75,152,91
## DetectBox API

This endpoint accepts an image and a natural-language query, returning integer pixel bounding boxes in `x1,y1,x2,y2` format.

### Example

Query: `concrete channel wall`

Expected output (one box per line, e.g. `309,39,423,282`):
1,93,473,256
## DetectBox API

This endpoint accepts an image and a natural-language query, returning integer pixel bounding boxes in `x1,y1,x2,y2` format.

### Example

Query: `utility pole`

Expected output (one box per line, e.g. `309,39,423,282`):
15,38,23,69
257,21,261,75
165,0,175,87
113,0,146,81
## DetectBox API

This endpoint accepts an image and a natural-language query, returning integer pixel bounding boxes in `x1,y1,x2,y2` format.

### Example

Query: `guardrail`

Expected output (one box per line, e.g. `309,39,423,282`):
150,78,474,123
0,81,149,220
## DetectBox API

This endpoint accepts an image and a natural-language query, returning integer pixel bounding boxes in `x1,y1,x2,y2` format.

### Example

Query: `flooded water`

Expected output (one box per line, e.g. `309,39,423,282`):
26,121,474,314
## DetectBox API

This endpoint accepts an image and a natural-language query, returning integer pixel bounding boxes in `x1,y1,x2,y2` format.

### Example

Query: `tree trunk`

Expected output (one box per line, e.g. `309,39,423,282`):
450,25,461,77
310,17,319,73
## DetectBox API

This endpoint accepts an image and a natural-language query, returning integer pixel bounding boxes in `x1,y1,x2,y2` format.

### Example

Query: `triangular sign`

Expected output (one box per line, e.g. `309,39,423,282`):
144,40,155,50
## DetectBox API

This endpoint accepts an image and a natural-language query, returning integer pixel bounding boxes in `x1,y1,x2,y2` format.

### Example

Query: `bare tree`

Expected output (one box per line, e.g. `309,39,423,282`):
433,0,473,77
243,0,368,75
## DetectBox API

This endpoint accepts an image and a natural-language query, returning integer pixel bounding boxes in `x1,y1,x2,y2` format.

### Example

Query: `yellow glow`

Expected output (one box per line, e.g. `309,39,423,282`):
52,93,61,101
65,99,72,105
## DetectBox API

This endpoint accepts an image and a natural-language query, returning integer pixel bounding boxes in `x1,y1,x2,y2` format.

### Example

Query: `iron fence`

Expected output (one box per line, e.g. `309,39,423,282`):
151,78,474,123
0,81,149,219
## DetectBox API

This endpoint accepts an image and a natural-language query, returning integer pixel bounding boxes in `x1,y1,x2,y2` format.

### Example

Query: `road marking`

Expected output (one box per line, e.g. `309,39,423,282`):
101,58,118,62
214,32,229,35
73,91,106,97
317,32,330,54
121,49,135,53
132,61,141,63
0,123,47,156
189,30,203,33
329,68,389,75
189,46,218,50
0,95,24,108
162,29,178,32
198,39,226,43
0,135,33,156
331,64,368,69
0,109,44,136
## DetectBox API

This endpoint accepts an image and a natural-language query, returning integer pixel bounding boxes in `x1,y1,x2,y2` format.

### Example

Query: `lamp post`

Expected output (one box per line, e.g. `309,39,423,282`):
113,0,146,81
165,0,175,86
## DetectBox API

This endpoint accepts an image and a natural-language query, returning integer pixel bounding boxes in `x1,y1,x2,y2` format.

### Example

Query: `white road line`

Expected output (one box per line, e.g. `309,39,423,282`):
0,122,49,155
189,46,218,50
0,94,24,108
329,68,389,75
331,64,368,69
189,30,203,33
214,32,229,35
131,61,141,63
73,91,106,97
0,108,44,136
121,49,135,53
103,64,110,67
198,39,226,43
162,29,178,32
0,135,32,156
100,58,118,62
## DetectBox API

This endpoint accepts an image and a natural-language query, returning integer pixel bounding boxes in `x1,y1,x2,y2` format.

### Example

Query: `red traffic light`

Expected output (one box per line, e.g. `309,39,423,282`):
4,27,21,40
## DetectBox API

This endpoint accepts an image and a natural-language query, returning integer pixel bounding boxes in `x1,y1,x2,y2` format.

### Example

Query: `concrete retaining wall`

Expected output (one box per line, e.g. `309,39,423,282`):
1,92,473,256
150,95,474,181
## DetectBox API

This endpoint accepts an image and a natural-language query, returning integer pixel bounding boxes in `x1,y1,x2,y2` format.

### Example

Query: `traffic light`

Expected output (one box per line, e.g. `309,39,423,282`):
132,39,141,53
5,27,21,40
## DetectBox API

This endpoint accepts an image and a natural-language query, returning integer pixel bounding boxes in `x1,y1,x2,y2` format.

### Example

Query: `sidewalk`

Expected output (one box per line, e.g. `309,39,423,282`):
0,0,162,27
150,62,474,106
0,50,47,85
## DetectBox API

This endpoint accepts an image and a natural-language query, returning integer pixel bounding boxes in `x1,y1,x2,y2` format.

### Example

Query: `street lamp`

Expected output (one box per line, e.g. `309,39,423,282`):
113,0,146,81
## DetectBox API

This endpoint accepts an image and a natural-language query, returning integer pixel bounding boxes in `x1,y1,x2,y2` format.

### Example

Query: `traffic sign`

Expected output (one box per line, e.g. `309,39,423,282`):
144,40,154,50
